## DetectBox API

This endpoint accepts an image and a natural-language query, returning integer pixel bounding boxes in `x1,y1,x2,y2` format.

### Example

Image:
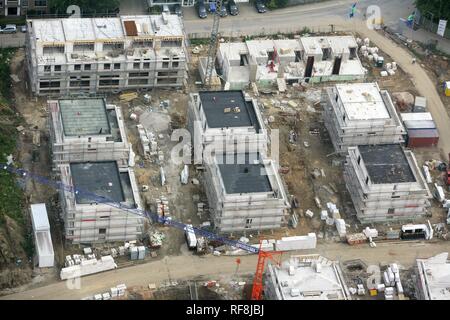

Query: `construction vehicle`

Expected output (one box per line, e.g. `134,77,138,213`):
3,164,284,298
2,163,283,299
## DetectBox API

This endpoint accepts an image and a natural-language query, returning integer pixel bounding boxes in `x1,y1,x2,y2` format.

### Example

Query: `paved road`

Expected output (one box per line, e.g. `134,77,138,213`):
0,32,25,48
2,240,449,300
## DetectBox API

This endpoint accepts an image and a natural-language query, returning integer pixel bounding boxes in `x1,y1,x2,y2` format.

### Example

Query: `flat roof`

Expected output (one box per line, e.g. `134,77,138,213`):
30,203,50,231
336,83,390,121
70,162,133,205
267,256,349,300
199,91,260,130
216,153,272,194
36,230,54,257
417,253,450,300
358,144,416,184
30,15,183,44
59,99,111,136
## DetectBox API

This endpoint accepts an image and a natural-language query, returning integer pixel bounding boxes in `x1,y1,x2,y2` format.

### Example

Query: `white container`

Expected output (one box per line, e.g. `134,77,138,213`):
130,247,138,260
396,281,404,294
102,292,111,300
110,287,118,297
390,263,399,273
137,246,146,260
385,287,394,295
383,272,390,286
377,283,385,292
385,294,394,300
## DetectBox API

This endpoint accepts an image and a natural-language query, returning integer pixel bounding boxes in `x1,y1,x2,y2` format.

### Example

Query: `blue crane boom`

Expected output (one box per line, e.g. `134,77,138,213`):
1,163,259,254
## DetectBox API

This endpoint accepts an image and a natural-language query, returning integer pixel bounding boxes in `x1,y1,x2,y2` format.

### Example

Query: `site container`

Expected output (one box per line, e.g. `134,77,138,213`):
406,129,439,148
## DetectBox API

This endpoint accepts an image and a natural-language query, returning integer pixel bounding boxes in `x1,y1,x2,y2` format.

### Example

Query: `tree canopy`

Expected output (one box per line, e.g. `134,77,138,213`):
415,0,450,21
48,0,121,15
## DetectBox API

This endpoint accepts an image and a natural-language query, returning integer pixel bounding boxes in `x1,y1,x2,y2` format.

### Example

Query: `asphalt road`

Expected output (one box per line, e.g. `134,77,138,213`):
2,240,449,300
1,0,450,300
0,0,415,48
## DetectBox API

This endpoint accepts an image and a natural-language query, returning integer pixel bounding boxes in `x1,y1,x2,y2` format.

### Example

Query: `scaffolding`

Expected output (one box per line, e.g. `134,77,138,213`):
344,145,431,223
322,83,406,154
26,15,188,96
48,99,130,170
59,162,144,244
203,154,290,233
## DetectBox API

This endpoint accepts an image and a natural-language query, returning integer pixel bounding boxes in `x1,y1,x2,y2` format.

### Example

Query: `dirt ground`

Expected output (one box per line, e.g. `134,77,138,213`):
2,27,450,297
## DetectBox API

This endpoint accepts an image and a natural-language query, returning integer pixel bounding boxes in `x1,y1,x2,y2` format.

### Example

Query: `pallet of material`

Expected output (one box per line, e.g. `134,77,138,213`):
346,233,367,245
120,92,138,102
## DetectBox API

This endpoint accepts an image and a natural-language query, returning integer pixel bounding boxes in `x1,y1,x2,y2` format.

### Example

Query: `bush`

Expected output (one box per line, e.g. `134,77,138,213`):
264,0,288,9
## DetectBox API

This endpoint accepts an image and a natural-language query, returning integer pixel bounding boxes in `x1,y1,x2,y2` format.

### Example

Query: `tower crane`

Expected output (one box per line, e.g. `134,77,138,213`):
204,0,223,88
2,143,286,301
251,240,284,300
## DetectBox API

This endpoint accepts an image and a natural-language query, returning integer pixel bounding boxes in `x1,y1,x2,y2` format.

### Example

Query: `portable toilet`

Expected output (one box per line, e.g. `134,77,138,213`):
137,246,146,260
445,81,450,97
130,247,138,260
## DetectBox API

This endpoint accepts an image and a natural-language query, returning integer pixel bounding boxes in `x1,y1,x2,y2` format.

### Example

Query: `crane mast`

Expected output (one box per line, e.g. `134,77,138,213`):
204,0,223,88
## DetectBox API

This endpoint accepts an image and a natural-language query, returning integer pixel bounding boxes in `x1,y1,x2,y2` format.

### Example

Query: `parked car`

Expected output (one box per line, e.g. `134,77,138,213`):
255,0,267,13
174,4,182,16
197,0,208,18
219,4,228,17
0,24,17,34
227,0,239,15
208,1,216,13
20,25,27,33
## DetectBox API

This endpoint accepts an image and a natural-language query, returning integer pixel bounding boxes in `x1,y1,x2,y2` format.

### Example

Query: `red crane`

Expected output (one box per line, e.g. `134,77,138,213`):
251,240,284,300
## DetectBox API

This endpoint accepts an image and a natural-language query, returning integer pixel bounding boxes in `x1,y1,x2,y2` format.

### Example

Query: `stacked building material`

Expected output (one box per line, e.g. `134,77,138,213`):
156,196,170,219
60,255,117,280
137,124,150,158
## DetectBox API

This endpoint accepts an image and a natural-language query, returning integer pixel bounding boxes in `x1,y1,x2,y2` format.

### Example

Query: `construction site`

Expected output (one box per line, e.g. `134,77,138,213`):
1,4,450,302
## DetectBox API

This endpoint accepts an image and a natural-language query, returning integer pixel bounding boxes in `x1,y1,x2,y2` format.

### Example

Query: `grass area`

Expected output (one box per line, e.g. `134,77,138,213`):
0,48,24,228
0,16,26,27
0,49,15,104
189,38,210,46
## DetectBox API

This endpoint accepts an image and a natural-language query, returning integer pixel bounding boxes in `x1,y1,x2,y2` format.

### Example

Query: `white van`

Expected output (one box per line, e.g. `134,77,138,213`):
185,224,197,250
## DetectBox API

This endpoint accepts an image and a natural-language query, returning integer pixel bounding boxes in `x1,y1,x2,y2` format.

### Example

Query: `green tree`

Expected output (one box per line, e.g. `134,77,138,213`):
48,0,120,15
415,0,450,21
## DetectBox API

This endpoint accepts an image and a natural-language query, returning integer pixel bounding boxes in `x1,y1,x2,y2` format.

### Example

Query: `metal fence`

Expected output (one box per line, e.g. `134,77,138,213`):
417,15,450,39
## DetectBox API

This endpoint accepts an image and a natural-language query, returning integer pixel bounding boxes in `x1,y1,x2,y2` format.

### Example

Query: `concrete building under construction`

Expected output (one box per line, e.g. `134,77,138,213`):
415,252,450,300
188,90,268,163
265,254,351,300
49,98,130,169
217,36,366,90
25,14,187,96
59,161,144,243
322,82,405,154
203,152,290,233
344,144,431,223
